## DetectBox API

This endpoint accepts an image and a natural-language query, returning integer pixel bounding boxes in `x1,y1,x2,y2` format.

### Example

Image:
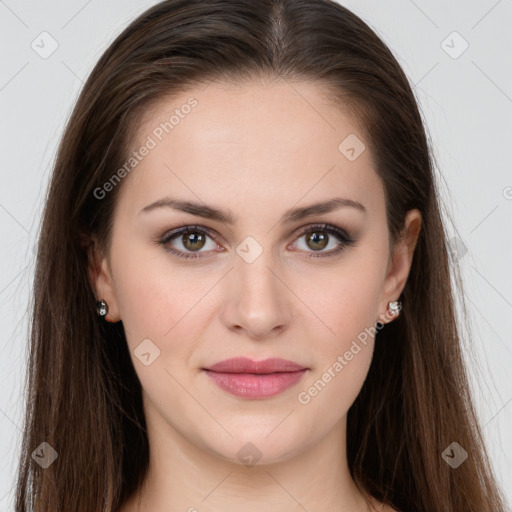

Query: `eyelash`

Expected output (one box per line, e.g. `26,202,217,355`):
157,223,356,261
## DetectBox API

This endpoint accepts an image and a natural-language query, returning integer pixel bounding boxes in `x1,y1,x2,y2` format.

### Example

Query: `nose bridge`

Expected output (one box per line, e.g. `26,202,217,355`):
234,235,280,302
223,234,290,337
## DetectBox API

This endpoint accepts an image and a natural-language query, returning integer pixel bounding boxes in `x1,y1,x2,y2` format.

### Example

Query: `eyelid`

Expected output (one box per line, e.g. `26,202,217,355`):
158,222,355,259
157,224,224,260
288,223,354,256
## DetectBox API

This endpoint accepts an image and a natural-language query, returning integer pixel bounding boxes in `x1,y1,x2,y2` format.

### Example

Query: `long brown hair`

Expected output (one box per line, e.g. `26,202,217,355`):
14,1,507,510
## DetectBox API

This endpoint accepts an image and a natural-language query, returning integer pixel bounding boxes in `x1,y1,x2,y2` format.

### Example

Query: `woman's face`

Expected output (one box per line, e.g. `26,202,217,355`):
92,79,420,466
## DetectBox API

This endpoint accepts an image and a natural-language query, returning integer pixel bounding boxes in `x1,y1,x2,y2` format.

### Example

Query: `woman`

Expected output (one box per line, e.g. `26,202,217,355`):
14,0,507,511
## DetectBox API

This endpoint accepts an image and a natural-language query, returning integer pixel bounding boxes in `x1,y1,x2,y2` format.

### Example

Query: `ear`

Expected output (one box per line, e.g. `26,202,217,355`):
378,208,422,324
83,235,121,323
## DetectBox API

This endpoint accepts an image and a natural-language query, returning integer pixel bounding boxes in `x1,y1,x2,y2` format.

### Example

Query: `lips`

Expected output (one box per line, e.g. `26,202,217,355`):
203,357,308,399
206,357,306,374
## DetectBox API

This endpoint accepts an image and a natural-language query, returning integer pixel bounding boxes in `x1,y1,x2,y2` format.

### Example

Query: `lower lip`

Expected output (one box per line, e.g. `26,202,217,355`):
204,369,307,399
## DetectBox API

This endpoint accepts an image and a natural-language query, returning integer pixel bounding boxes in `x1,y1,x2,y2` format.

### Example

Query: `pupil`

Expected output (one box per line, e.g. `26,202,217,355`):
184,232,205,251
308,232,327,250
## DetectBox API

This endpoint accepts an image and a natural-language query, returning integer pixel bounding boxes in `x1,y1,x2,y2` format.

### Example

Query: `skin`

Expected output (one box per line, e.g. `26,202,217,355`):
89,79,421,512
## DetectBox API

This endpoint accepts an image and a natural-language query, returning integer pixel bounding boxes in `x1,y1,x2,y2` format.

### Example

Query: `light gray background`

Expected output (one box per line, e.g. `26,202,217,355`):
1,0,511,509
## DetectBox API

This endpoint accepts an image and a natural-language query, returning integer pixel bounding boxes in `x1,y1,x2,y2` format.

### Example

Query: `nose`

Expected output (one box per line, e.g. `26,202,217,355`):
219,251,292,340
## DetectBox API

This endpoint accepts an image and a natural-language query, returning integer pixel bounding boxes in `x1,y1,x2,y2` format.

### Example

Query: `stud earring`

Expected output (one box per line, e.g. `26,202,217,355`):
96,299,109,317
387,300,402,318
375,300,403,327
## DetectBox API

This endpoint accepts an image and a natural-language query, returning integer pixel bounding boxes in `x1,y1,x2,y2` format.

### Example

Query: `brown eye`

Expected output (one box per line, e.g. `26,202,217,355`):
305,231,328,251
159,225,219,259
158,223,355,261
181,231,207,251
293,224,356,258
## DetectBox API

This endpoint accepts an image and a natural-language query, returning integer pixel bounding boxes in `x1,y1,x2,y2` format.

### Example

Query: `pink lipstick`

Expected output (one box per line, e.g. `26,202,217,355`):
203,357,307,399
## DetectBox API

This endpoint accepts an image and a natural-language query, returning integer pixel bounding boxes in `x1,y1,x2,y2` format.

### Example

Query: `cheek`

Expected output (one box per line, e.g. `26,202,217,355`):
295,255,383,406
110,239,204,354
297,299,377,425
308,260,384,350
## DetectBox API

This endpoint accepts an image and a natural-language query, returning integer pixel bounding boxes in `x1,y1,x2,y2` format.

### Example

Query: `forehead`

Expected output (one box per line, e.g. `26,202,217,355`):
118,79,383,219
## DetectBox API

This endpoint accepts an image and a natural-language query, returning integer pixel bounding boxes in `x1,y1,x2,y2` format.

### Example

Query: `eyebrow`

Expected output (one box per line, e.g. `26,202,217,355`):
139,196,366,224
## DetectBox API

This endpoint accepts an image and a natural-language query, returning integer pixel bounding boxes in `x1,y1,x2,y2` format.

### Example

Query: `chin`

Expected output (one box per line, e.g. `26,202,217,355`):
197,423,312,468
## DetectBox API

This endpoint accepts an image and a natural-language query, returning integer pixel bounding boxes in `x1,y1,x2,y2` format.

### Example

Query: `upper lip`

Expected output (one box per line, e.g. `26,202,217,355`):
204,357,306,374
